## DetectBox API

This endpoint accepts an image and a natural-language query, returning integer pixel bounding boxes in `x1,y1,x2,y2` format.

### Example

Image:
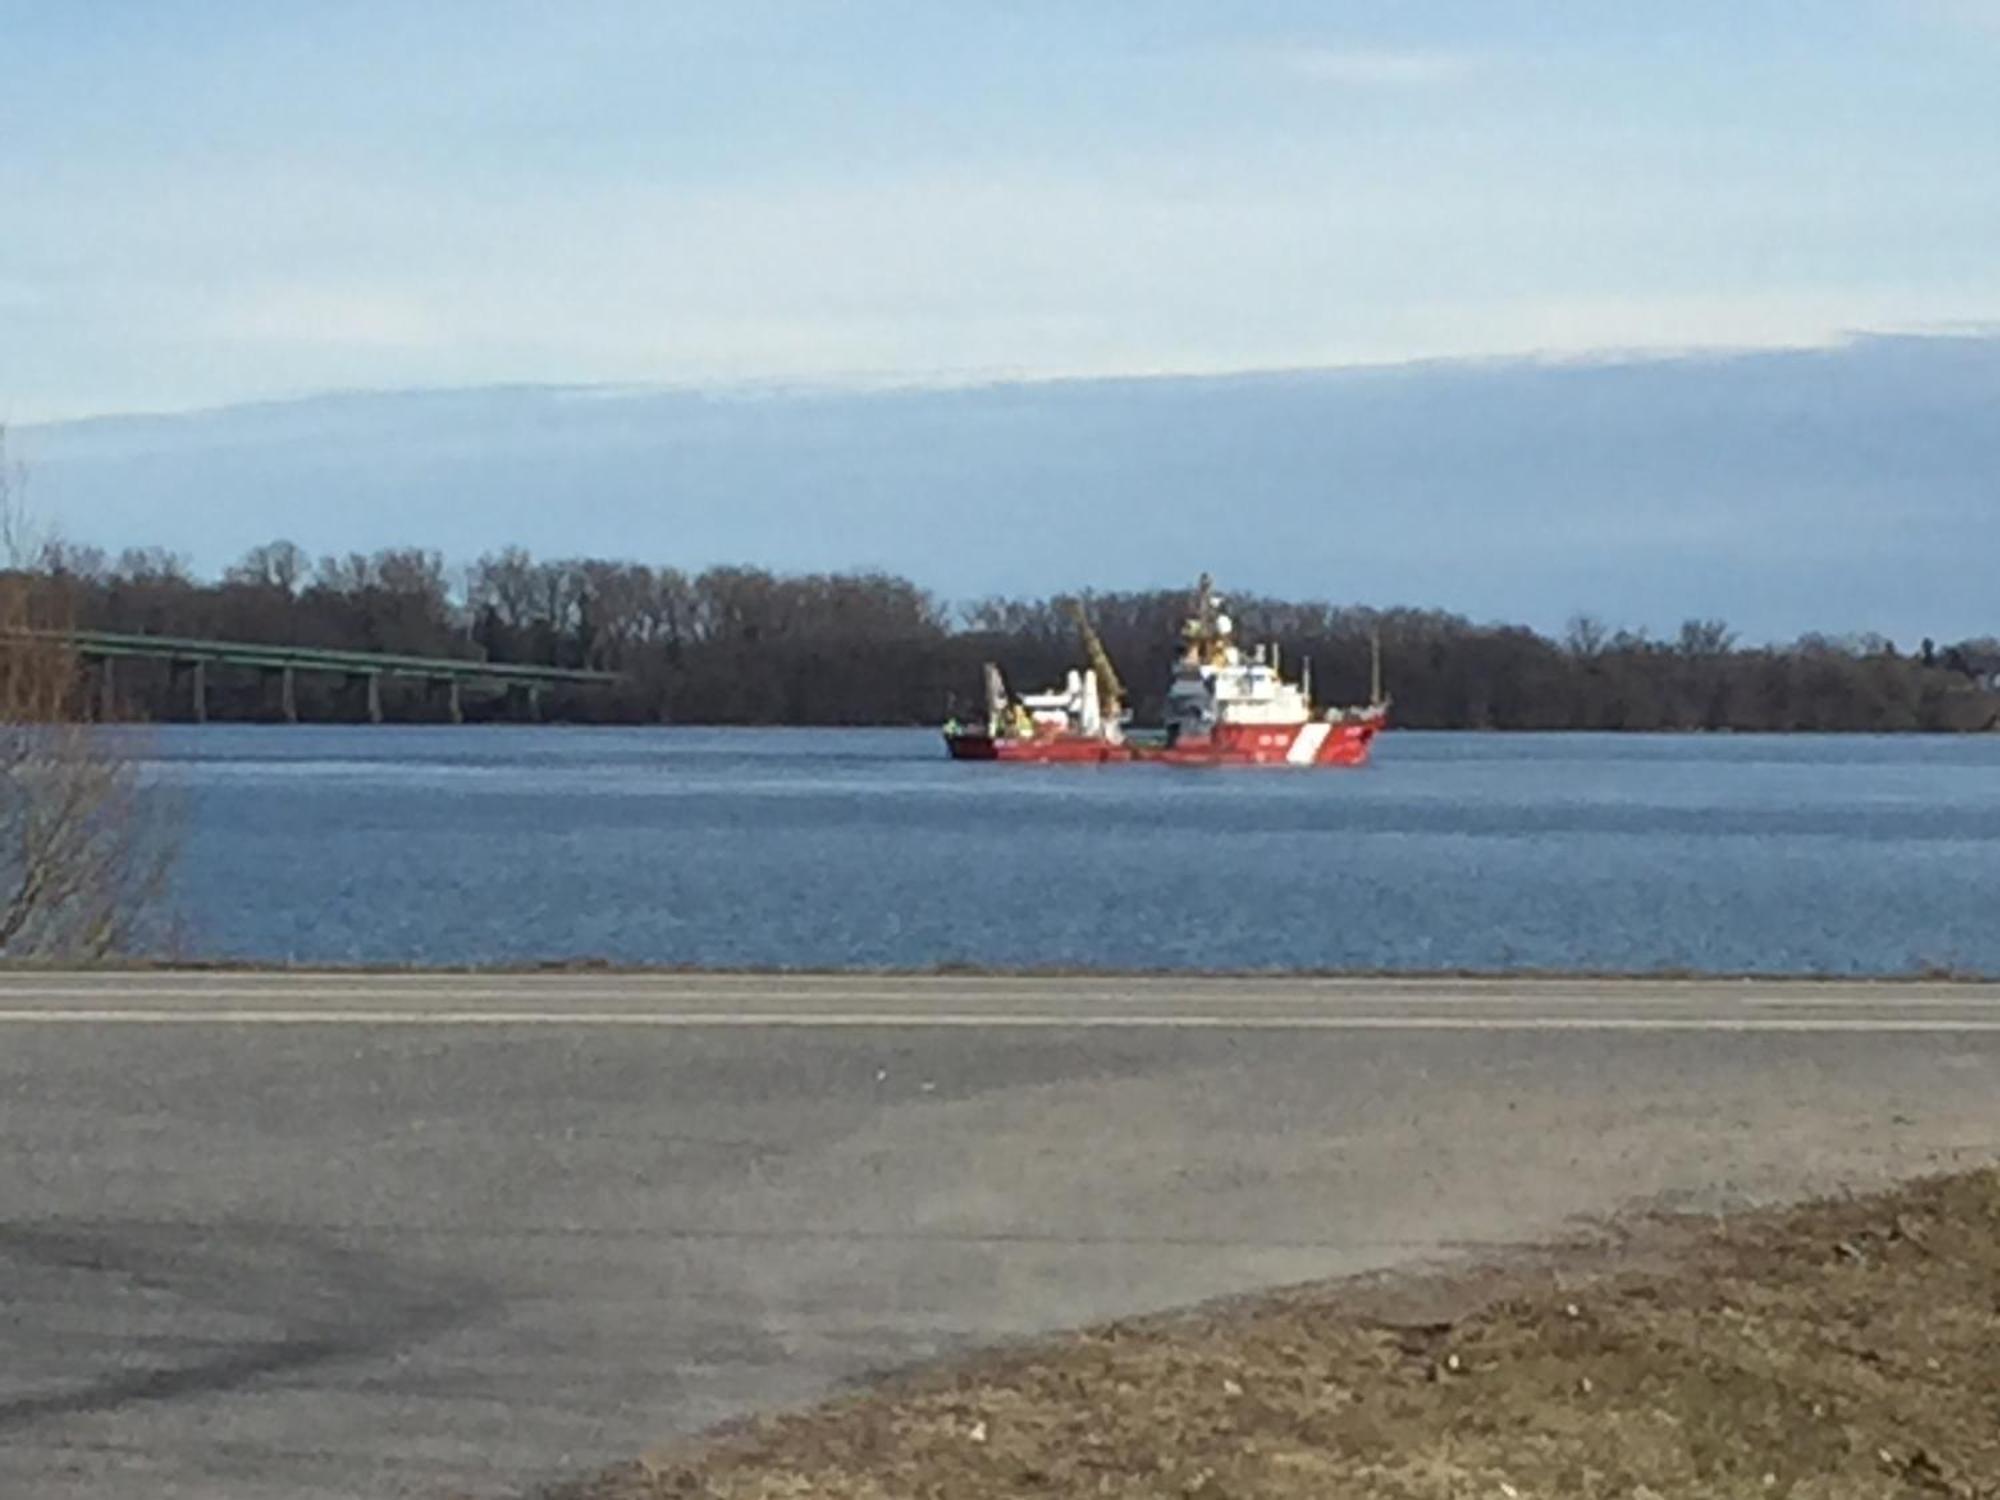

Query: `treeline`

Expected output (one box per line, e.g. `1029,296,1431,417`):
19,539,2000,731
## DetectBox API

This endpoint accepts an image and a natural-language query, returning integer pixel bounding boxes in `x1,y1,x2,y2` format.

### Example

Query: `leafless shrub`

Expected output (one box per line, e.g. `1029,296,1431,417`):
0,427,177,961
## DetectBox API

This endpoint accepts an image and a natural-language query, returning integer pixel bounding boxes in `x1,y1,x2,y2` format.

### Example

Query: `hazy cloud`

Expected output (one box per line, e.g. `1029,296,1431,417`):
1260,45,1481,87
4,6,1998,419
1918,0,2000,31
214,286,450,351
19,334,2000,644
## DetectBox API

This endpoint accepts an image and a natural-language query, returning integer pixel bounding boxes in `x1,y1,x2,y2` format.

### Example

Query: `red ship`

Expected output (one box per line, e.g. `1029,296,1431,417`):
943,575,1389,767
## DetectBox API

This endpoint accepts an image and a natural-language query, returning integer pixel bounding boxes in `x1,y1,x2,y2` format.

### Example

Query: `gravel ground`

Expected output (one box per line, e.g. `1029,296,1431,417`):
551,1167,2000,1500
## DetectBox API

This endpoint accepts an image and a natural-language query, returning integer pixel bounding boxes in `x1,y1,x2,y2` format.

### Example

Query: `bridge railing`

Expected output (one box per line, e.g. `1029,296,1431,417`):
5,629,621,723
58,630,617,684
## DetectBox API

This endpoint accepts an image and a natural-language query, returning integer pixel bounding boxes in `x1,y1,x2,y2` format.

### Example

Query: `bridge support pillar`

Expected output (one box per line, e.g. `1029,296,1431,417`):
280,665,298,724
190,660,207,725
365,672,384,725
528,683,544,723
98,658,116,722
446,678,464,725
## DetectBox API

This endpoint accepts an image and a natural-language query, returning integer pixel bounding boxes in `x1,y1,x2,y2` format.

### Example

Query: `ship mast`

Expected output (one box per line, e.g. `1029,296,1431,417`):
1183,572,1228,666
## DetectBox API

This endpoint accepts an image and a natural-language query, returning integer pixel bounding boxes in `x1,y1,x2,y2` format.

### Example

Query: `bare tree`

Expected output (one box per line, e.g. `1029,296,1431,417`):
114,546,192,584
466,547,542,631
1563,613,1609,659
1676,618,1736,657
225,539,309,595
0,426,176,960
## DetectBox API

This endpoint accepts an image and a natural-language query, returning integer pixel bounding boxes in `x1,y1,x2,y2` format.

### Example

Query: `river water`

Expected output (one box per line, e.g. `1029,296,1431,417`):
139,726,2000,975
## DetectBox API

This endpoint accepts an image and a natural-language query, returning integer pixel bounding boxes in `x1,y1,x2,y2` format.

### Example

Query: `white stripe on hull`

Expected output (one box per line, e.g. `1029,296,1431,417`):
1287,720,1332,764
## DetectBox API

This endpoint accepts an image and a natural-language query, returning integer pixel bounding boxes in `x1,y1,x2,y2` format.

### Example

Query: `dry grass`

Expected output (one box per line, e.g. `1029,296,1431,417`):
551,1168,2000,1500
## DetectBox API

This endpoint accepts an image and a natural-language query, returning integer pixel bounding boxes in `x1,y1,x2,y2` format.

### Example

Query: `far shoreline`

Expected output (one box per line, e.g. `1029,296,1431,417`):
6,960,1997,984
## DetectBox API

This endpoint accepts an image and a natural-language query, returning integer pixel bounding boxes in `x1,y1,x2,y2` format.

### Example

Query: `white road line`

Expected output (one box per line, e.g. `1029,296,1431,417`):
2,1008,2000,1032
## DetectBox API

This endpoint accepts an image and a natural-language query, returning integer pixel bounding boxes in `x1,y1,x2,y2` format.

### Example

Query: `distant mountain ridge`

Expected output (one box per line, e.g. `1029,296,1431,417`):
16,332,2000,642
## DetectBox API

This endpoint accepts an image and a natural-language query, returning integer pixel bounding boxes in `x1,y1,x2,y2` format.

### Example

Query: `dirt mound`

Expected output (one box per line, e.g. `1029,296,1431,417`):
554,1168,2000,1500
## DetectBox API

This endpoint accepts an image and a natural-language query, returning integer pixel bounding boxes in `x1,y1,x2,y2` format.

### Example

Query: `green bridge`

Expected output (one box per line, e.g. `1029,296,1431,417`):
46,630,620,723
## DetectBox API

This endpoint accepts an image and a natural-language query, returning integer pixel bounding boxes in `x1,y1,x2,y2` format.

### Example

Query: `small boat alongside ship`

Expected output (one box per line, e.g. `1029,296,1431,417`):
943,574,1389,767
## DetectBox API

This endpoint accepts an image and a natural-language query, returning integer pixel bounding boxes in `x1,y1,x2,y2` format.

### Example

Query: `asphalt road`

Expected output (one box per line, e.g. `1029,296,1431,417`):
3,972,1997,1499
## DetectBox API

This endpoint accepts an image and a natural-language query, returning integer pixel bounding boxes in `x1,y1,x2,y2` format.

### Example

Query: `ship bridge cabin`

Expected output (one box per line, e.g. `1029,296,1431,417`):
1166,642,1313,737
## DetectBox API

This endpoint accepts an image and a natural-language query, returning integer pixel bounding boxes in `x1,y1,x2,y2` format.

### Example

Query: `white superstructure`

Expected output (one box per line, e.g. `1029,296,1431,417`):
1164,595,1320,738
1018,667,1109,737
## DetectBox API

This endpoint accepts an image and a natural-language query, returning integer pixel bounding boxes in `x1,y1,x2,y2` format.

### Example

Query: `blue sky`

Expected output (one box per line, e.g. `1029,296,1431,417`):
4,1,1999,421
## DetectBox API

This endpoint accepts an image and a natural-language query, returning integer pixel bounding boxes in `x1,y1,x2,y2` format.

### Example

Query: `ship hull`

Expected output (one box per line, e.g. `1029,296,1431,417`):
943,716,1383,767
1144,718,1381,767
944,731,1133,763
